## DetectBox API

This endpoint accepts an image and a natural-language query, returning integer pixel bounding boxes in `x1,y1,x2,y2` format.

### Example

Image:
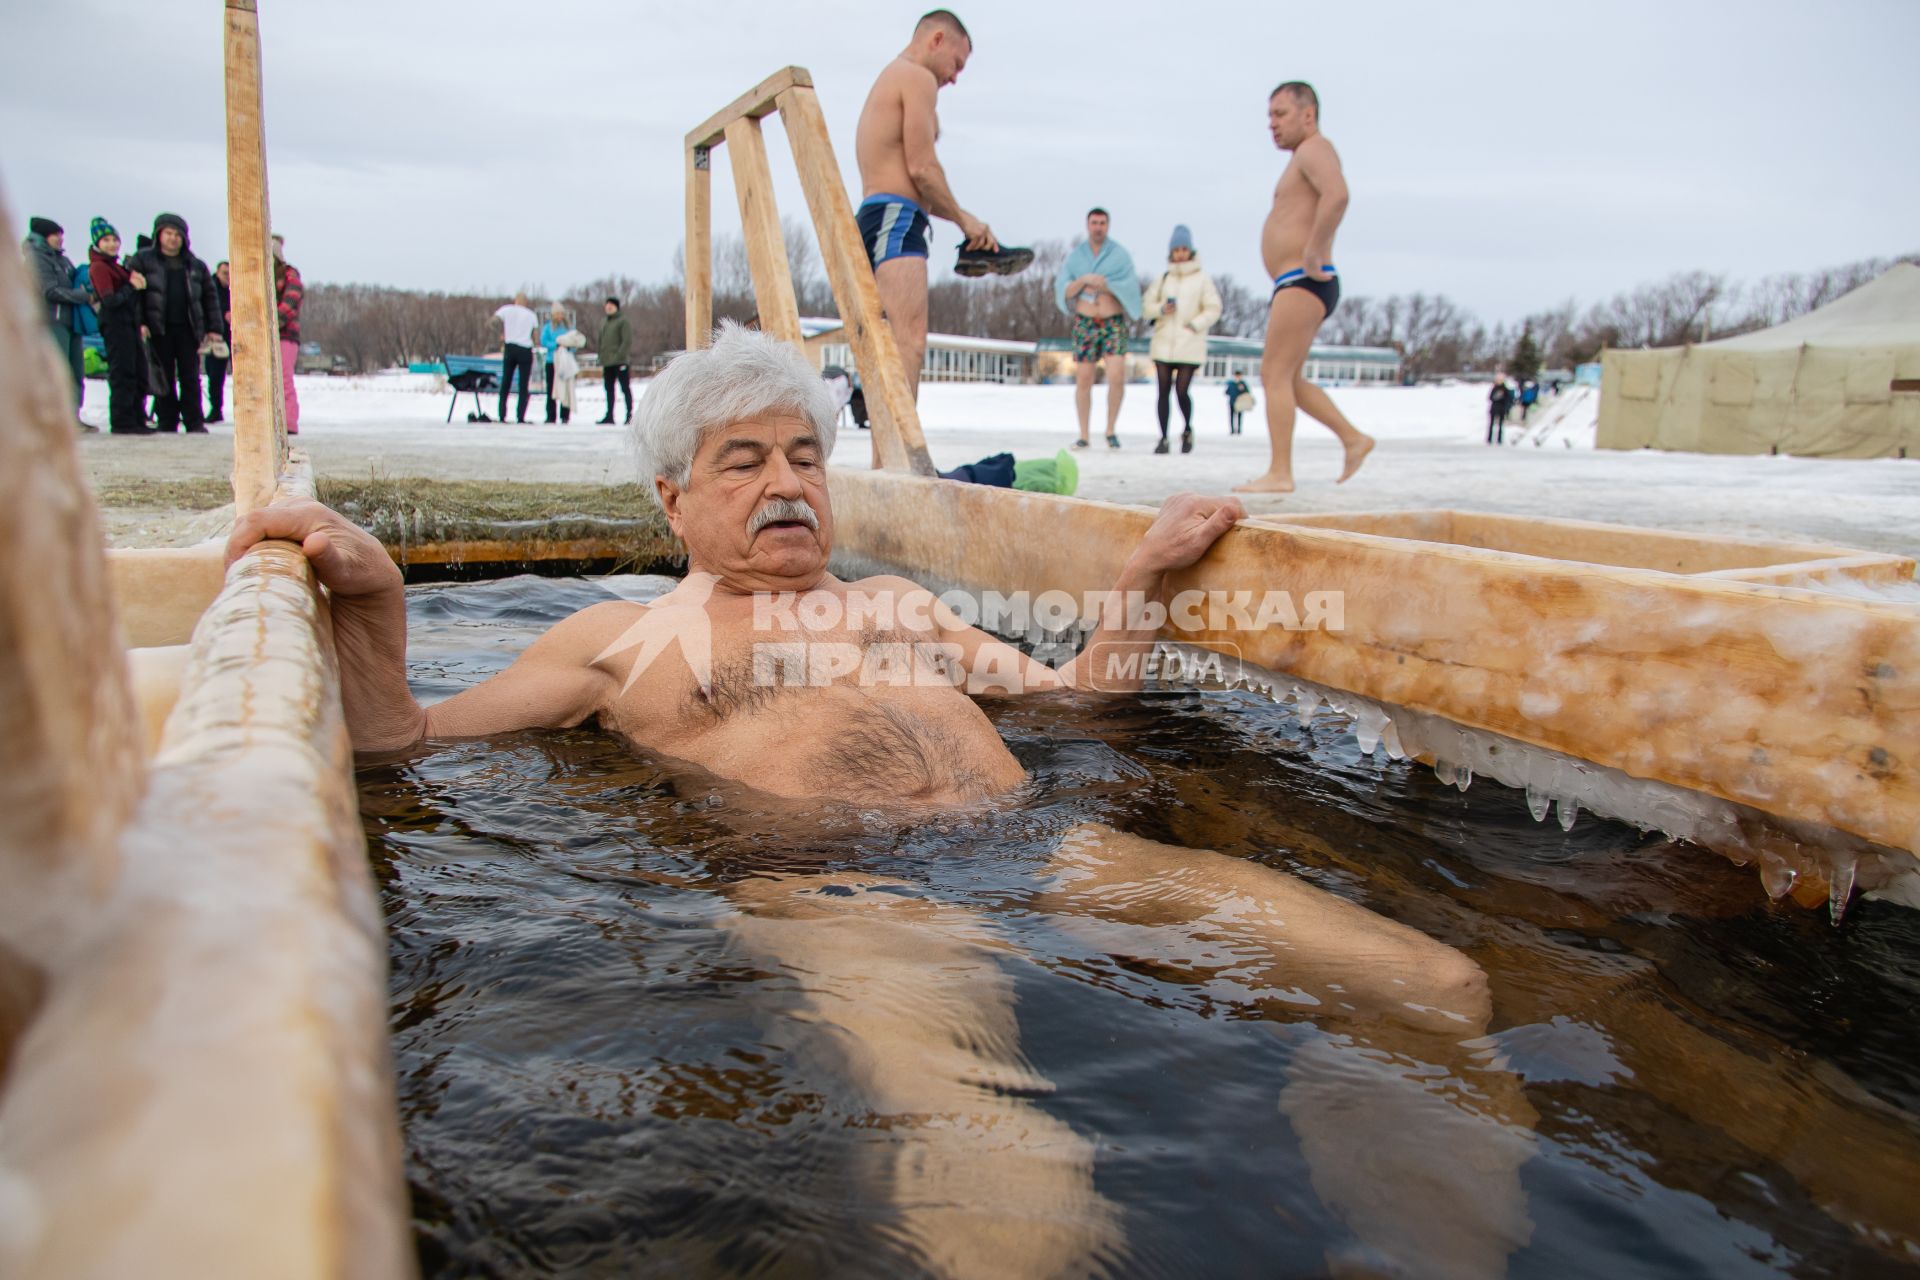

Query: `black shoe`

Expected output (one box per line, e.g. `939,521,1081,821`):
112,424,157,435
1106,434,1121,449
1180,426,1193,453
1153,438,1170,454
954,245,1035,278
185,425,209,434
206,412,224,423
1071,438,1090,450
624,411,632,425
596,416,614,425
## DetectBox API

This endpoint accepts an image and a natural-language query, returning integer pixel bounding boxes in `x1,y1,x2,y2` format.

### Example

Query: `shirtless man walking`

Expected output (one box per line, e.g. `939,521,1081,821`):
1237,82,1375,494
854,10,1002,411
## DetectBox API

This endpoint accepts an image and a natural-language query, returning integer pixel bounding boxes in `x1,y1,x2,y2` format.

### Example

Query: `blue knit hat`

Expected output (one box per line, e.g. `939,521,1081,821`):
90,217,117,247
1169,224,1194,254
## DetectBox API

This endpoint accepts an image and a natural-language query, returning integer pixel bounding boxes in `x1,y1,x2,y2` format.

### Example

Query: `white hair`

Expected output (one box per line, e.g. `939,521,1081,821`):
631,322,838,507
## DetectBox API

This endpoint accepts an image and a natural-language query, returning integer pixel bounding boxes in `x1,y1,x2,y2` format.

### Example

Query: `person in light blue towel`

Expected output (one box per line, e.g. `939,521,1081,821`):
1054,208,1141,449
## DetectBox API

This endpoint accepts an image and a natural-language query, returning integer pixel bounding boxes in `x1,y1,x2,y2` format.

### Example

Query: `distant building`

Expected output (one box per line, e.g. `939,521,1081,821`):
1036,335,1402,386
794,318,1401,387
803,318,1035,384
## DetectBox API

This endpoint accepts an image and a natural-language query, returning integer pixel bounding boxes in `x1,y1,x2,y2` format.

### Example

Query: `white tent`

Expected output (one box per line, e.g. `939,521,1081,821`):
1598,263,1920,458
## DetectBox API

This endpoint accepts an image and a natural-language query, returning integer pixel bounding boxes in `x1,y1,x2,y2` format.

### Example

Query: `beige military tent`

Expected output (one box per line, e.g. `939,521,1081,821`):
1598,263,1920,457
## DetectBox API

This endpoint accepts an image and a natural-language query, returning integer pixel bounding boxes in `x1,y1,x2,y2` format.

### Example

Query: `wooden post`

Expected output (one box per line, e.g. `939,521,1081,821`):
0,198,142,888
723,116,804,349
224,0,284,515
684,143,713,350
777,84,936,476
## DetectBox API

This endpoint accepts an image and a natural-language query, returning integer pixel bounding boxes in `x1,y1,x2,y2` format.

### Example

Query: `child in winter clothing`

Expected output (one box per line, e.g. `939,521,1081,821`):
86,218,153,434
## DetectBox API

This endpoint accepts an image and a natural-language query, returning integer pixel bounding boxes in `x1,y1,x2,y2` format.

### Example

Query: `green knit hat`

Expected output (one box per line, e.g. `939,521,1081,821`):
90,217,117,247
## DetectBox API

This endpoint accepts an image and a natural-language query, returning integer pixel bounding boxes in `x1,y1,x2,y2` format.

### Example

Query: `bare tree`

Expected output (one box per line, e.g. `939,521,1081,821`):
1212,273,1269,339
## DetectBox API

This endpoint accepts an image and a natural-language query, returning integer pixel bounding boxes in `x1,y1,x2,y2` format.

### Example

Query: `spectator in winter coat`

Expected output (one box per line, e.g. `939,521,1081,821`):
23,216,94,423
1486,378,1513,445
273,234,303,434
1140,225,1223,455
129,212,222,433
596,298,633,425
1223,375,1253,436
540,304,571,423
206,260,233,422
85,218,153,435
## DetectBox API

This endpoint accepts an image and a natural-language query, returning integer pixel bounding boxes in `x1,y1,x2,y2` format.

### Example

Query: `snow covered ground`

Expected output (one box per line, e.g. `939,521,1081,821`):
78,372,1920,557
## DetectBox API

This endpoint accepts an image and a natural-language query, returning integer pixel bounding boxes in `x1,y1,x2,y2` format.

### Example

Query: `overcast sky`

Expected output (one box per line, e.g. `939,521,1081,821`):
5,0,1915,324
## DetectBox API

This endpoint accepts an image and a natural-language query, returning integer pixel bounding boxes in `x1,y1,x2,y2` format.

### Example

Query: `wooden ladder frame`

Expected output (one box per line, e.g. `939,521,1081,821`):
685,67,937,477
225,0,289,513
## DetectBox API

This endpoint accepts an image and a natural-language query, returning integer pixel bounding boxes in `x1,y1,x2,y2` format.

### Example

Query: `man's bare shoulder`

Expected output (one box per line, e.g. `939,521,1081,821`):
847,572,932,598
540,599,653,661
1298,133,1342,167
870,56,936,108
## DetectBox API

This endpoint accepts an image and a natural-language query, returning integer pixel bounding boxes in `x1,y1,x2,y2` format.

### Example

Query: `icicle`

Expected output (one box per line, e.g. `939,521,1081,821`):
1432,759,1457,788
1759,855,1797,901
1380,720,1405,760
1355,719,1381,756
1455,766,1473,793
1828,852,1858,925
1556,795,1579,832
1525,786,1552,822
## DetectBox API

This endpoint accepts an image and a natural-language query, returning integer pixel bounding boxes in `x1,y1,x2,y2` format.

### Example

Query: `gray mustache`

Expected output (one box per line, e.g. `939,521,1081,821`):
749,498,820,535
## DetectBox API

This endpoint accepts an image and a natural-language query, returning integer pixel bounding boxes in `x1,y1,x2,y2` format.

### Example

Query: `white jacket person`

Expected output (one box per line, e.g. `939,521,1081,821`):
1142,246,1223,367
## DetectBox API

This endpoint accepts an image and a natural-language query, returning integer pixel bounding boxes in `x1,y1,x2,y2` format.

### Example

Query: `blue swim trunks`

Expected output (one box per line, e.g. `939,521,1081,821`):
857,193,931,267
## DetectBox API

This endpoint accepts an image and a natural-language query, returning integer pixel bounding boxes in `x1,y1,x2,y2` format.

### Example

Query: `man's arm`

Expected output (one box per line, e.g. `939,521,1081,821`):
1298,138,1349,280
899,70,997,251
925,493,1246,696
226,500,622,752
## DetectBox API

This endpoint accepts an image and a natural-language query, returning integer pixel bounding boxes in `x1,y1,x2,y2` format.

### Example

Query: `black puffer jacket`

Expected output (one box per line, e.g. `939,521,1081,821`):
129,212,221,341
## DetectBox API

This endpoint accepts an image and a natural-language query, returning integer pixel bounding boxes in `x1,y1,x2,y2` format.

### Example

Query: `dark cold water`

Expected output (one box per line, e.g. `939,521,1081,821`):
359,574,1920,1279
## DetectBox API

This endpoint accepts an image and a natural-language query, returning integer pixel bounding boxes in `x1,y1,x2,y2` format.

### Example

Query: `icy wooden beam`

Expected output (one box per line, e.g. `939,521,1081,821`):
723,115,804,348
0,197,142,899
224,0,286,514
827,470,1920,859
1255,510,1914,582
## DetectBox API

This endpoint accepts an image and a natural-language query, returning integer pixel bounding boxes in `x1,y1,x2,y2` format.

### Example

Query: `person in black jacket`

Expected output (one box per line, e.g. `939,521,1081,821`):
129,212,221,433
205,260,233,422
1486,378,1513,445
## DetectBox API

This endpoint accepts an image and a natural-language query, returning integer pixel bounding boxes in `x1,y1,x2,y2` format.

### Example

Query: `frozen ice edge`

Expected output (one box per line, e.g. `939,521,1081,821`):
1151,642,1919,922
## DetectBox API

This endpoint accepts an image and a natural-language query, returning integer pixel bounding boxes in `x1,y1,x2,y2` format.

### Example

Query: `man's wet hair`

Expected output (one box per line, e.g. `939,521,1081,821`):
916,9,970,44
1271,81,1319,115
1087,207,1109,220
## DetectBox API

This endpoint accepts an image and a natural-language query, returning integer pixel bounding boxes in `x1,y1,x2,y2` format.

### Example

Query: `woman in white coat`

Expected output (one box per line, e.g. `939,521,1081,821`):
1141,224,1223,454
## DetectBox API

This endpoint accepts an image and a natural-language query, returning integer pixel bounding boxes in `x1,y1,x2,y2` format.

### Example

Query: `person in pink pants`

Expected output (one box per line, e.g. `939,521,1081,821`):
273,233,302,435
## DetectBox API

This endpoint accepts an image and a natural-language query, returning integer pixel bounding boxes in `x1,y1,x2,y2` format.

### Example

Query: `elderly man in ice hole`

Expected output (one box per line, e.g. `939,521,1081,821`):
229,323,1533,1279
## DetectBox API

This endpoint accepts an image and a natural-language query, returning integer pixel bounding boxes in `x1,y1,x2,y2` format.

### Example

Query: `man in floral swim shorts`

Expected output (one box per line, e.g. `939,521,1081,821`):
1055,208,1142,449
